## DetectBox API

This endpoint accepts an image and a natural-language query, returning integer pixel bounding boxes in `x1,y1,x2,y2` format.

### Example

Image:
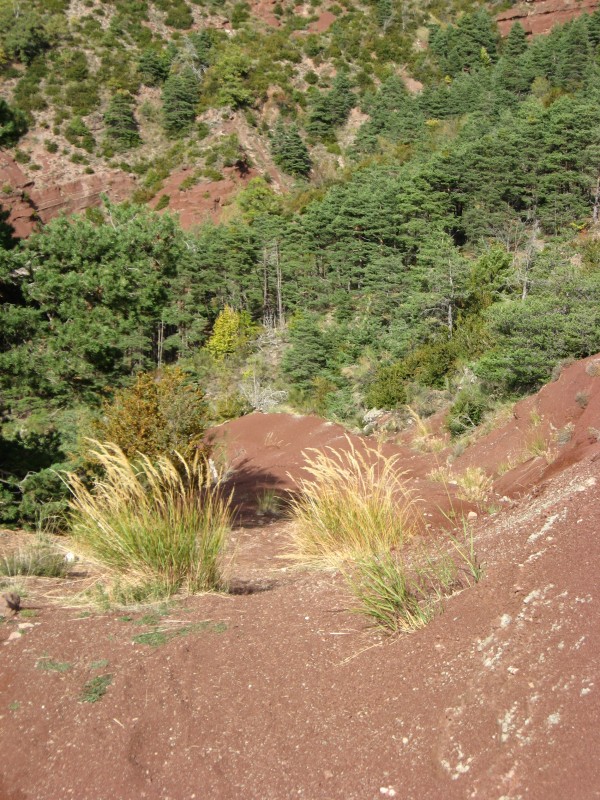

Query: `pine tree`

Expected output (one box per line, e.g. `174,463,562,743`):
557,18,591,89
496,22,531,95
271,122,312,178
139,48,169,86
162,67,199,136
104,92,141,150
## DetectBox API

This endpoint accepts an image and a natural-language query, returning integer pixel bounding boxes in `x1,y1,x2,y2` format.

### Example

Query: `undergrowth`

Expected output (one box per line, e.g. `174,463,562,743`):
289,439,483,633
0,535,69,579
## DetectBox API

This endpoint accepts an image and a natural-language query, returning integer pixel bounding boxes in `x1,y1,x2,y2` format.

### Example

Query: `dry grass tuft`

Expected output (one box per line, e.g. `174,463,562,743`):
66,441,232,601
287,438,417,568
455,466,492,504
406,406,445,453
585,359,600,377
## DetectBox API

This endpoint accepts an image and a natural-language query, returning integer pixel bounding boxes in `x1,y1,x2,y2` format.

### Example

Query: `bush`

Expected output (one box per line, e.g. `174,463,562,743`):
366,363,407,409
67,442,232,599
95,366,209,462
288,438,417,567
446,386,490,437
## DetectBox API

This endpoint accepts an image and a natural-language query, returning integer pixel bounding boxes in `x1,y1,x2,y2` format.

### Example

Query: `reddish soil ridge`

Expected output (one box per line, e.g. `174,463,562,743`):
0,152,134,238
1,355,600,798
497,0,600,36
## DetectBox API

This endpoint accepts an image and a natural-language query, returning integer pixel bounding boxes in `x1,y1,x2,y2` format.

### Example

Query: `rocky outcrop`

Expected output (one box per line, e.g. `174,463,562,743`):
0,152,135,238
497,0,600,36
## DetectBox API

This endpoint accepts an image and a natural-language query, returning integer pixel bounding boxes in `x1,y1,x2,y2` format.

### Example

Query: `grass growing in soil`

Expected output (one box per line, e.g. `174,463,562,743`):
67,441,232,601
347,525,483,634
80,674,113,703
288,439,417,567
0,535,69,578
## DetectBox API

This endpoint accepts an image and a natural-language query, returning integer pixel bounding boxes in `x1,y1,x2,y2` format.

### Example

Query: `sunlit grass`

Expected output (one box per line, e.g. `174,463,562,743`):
288,438,418,568
66,441,232,600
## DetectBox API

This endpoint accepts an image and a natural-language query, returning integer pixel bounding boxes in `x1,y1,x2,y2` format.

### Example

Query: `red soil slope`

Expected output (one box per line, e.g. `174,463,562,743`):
1,355,600,798
497,0,600,36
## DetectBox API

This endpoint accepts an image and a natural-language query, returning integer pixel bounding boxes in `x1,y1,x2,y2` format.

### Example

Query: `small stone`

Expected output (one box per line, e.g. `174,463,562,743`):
467,511,478,520
323,770,334,780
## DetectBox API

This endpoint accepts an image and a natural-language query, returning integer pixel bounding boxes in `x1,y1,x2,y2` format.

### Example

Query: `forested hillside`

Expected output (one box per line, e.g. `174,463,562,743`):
2,0,600,526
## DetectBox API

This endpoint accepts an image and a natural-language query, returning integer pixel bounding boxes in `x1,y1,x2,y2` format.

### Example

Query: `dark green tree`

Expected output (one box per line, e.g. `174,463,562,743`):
271,121,312,178
162,67,199,136
104,91,141,150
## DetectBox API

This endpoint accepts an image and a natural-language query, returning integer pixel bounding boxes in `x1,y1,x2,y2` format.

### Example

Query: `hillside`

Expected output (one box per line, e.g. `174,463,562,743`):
2,354,600,798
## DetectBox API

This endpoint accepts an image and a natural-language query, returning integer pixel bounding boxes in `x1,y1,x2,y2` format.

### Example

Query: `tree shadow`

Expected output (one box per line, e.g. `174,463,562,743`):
223,457,296,529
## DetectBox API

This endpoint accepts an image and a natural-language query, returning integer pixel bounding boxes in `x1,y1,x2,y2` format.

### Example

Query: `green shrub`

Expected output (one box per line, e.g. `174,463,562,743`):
95,366,209,462
366,363,407,409
446,386,490,437
155,193,170,210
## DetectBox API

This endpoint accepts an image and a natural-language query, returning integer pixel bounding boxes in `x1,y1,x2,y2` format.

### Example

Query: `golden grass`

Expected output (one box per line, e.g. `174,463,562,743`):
454,466,492,504
406,406,446,453
287,438,418,568
66,441,232,601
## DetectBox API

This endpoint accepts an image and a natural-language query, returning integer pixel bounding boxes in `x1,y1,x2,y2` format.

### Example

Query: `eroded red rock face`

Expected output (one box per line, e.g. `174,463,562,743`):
497,0,599,36
0,152,135,237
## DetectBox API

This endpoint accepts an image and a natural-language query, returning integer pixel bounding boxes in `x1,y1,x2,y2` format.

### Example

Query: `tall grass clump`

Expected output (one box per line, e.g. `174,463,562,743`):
346,525,482,634
66,441,231,600
288,438,418,567
0,534,69,578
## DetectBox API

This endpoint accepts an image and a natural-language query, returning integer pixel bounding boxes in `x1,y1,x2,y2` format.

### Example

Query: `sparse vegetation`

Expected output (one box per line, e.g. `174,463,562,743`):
288,440,418,567
67,441,232,601
256,489,284,516
0,536,69,578
36,657,72,673
80,674,113,703
454,467,493,504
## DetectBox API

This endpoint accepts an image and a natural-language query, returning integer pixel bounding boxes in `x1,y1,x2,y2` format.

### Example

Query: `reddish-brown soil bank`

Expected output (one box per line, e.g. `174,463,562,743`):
2,355,600,799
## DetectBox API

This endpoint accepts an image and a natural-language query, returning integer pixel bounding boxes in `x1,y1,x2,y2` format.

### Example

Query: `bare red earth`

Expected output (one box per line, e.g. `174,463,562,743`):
497,0,600,36
2,356,600,798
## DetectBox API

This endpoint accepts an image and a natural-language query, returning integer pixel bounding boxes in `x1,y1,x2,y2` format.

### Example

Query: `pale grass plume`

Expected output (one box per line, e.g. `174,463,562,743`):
66,440,232,601
406,406,445,453
455,466,492,504
288,437,419,568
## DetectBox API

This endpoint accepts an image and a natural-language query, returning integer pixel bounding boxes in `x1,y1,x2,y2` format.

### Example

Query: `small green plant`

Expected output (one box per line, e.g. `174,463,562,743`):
454,467,492,504
132,620,226,647
155,193,170,210
575,391,589,409
80,674,113,703
288,438,417,567
36,657,72,673
585,360,600,377
89,659,109,670
67,441,232,600
446,522,484,585
346,554,437,633
8,700,20,711
555,423,574,445
256,489,284,516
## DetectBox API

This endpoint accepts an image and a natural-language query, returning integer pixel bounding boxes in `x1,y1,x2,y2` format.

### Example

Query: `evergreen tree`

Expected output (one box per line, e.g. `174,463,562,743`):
271,121,312,178
0,98,27,145
139,48,169,86
557,17,591,89
162,67,199,136
104,91,141,150
496,22,531,95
